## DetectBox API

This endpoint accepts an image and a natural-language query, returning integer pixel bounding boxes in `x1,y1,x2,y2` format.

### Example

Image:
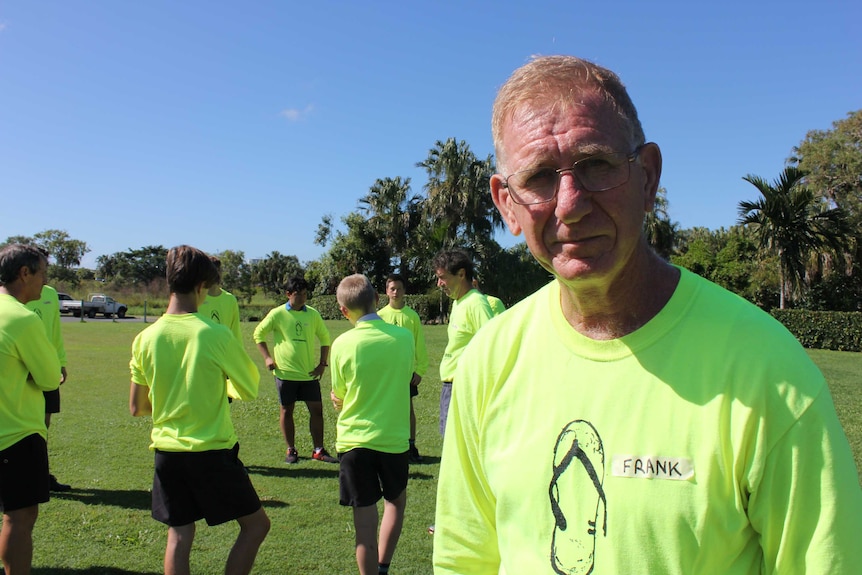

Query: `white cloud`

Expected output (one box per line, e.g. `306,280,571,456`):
279,104,315,122
0,22,7,33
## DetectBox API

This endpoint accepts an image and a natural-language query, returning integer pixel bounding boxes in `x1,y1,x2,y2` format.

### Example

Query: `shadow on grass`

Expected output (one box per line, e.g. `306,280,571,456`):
410,455,441,465
246,465,339,479
50,488,150,510
408,470,436,480
33,568,161,574
260,498,289,508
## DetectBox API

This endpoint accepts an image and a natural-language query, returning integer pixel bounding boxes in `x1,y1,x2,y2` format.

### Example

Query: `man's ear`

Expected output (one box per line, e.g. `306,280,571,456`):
490,175,523,236
638,142,663,212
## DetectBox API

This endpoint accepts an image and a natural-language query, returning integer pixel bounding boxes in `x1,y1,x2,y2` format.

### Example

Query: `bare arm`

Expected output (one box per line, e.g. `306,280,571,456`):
256,342,277,371
310,345,330,379
129,382,152,416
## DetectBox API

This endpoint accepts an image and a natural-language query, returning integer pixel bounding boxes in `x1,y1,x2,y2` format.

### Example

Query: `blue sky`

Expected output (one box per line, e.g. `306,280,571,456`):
2,1,860,269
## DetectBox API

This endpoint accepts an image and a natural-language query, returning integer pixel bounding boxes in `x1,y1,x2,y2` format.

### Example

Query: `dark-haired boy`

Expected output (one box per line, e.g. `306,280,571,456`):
254,276,336,464
377,273,428,463
129,245,269,575
331,274,414,575
0,244,61,575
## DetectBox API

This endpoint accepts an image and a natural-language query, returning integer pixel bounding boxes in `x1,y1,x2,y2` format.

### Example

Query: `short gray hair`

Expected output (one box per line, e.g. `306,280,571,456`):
492,55,645,171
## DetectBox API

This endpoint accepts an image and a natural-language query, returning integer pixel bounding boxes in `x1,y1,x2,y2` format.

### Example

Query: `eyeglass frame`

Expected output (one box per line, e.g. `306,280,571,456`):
500,144,647,206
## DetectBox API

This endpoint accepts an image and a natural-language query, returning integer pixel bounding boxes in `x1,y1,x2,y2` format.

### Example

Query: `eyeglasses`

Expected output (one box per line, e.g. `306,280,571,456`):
501,145,644,205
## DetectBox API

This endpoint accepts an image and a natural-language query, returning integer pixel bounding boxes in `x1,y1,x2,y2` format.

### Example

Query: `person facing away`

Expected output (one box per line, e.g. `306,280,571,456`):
253,276,337,464
432,55,862,575
0,244,62,575
471,277,506,316
25,282,72,492
432,248,493,437
330,274,414,575
129,244,269,575
377,273,429,463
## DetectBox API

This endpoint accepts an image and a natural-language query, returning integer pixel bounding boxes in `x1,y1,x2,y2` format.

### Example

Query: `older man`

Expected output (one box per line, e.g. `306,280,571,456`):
0,244,61,575
433,56,862,574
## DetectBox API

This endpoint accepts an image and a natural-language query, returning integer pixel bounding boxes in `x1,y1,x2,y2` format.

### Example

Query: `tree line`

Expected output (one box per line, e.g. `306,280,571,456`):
7,111,861,312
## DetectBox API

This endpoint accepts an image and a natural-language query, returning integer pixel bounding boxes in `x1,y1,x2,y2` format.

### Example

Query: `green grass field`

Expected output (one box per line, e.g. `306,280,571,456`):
22,319,862,574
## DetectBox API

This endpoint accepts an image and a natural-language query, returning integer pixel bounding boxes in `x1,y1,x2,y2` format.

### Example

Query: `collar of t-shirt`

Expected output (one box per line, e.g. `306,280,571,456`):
285,302,307,312
357,312,381,323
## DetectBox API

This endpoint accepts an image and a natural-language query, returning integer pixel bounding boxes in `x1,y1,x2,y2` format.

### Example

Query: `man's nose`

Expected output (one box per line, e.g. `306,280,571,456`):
554,172,593,222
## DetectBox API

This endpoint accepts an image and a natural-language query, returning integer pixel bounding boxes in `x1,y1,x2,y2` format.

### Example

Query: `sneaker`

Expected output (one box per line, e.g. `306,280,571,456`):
285,447,299,464
408,445,423,463
49,474,71,492
312,448,338,464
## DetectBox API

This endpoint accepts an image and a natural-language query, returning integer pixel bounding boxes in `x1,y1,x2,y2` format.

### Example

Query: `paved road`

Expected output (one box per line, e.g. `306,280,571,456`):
60,314,154,323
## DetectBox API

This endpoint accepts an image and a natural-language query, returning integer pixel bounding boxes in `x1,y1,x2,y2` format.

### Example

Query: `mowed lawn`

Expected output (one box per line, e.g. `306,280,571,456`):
23,319,862,574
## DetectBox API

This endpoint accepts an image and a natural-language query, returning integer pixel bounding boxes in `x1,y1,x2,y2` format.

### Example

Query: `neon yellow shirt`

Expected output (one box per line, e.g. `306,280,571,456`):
439,289,493,382
0,293,61,450
434,269,862,574
378,303,428,377
330,317,414,454
485,294,506,316
197,288,242,342
25,285,67,367
130,314,260,452
253,304,330,381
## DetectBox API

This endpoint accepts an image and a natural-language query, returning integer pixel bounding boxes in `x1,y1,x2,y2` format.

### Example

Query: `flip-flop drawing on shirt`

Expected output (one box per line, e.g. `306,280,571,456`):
549,419,607,575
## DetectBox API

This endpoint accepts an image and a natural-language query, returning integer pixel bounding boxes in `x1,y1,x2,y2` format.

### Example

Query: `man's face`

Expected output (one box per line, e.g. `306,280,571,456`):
386,280,405,308
23,258,48,303
490,93,661,289
436,268,468,301
287,289,308,309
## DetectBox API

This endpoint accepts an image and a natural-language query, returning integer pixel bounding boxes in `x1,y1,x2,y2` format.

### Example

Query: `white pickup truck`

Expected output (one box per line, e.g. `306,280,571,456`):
60,293,128,319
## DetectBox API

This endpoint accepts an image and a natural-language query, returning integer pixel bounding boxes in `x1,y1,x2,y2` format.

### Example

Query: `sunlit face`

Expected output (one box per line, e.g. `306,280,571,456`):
490,93,660,289
436,268,468,301
386,280,405,309
287,289,308,309
23,258,48,303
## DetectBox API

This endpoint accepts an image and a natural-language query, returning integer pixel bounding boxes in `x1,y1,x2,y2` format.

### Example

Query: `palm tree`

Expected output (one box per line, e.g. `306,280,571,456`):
416,138,503,248
737,166,851,308
643,187,679,260
358,176,423,279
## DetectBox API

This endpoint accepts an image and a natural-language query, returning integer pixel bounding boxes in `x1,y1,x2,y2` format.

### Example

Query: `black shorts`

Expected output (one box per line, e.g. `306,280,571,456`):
0,434,50,512
410,384,419,398
44,388,60,414
152,443,261,527
338,448,408,508
275,378,322,404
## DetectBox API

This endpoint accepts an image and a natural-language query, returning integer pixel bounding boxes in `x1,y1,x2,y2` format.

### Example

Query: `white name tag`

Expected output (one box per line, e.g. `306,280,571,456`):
611,455,694,480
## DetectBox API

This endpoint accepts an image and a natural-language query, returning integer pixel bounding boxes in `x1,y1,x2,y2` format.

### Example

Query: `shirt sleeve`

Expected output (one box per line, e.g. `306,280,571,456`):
314,310,331,346
227,294,243,343
19,318,62,392
748,386,862,572
252,309,273,343
433,355,501,574
49,299,67,367
412,310,429,377
220,335,260,401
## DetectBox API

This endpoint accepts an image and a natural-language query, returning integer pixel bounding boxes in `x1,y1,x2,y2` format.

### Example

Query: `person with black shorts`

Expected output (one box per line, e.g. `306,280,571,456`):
26,283,71,492
330,274,414,575
0,244,61,574
129,245,269,575
254,276,337,464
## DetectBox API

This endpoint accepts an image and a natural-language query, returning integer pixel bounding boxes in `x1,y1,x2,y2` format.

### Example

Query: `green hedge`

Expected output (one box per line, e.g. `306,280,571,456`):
240,293,444,323
771,310,862,352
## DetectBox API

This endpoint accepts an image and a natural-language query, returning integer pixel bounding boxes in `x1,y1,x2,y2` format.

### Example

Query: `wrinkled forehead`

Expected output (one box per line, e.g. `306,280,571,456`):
497,93,627,169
